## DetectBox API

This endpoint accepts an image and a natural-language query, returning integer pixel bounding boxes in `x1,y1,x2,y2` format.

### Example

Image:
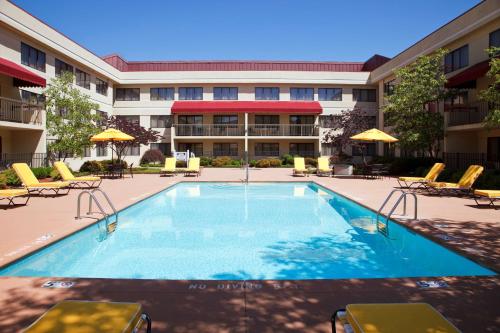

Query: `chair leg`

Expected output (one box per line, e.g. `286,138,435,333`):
331,308,346,333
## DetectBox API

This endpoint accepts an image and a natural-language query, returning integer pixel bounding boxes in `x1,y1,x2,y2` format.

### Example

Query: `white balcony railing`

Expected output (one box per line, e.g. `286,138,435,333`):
248,124,319,136
175,124,245,136
0,96,43,126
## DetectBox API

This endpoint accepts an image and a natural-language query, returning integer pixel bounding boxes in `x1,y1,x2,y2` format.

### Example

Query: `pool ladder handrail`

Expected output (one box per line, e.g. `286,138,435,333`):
76,189,118,231
376,189,418,236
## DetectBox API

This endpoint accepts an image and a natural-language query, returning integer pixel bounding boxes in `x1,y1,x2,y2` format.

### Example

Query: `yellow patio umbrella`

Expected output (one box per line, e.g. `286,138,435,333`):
350,128,398,143
90,128,134,161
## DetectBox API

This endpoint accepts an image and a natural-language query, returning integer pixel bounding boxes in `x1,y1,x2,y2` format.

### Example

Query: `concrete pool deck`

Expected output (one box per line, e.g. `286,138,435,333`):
0,168,499,332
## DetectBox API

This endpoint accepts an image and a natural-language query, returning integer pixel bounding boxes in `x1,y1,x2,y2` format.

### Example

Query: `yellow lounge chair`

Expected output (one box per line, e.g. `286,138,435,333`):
473,189,500,209
331,303,460,333
293,157,308,177
184,157,201,177
317,157,332,177
160,157,177,176
0,188,30,207
397,162,445,189
24,300,151,333
12,163,70,196
427,164,483,196
54,161,101,188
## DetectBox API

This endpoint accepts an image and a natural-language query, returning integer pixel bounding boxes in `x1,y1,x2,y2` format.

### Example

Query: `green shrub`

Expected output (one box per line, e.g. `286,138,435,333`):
200,156,213,167
50,168,62,180
0,170,21,186
140,149,165,165
249,160,257,167
281,154,294,166
0,173,7,189
256,159,271,168
230,159,241,167
176,160,187,168
80,160,103,173
211,156,234,167
268,158,282,167
31,167,53,179
304,157,317,167
101,159,128,170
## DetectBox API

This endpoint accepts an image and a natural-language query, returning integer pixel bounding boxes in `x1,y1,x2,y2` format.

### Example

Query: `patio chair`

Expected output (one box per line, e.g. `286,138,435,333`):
397,162,445,189
427,164,484,196
473,189,499,209
54,161,101,188
0,188,30,207
160,157,177,176
293,157,308,177
184,157,201,177
12,163,70,196
317,157,332,177
331,303,460,333
23,300,151,333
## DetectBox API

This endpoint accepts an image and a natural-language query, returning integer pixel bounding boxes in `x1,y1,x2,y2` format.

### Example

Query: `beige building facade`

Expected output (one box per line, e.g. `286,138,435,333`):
0,0,499,170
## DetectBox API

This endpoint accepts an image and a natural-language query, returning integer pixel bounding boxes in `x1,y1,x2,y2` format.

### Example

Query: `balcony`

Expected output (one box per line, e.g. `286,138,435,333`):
446,101,490,127
0,96,43,126
248,124,319,137
175,124,245,136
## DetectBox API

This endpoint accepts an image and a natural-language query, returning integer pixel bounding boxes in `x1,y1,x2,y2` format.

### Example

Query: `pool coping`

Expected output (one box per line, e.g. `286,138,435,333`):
0,180,497,277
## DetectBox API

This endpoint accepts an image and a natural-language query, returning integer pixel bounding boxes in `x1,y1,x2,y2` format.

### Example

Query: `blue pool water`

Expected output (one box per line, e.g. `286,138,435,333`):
0,182,494,280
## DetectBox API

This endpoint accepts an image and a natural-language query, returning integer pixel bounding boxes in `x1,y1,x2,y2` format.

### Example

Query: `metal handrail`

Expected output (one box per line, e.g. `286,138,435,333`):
89,188,117,216
376,190,418,236
76,190,118,237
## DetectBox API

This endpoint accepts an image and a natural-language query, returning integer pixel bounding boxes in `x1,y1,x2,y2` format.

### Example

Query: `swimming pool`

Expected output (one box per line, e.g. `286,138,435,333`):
0,182,494,280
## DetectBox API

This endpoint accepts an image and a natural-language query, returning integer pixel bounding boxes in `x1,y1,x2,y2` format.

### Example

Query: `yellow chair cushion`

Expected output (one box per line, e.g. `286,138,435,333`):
24,301,143,333
398,176,426,182
294,158,307,171
27,182,70,188
428,182,459,188
474,190,500,198
346,303,460,333
162,157,176,172
186,157,200,171
73,176,101,182
12,163,40,187
0,189,29,198
317,157,330,171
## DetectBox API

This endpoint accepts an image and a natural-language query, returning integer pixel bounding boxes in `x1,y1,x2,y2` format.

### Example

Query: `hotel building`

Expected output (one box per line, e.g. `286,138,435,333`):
0,0,499,170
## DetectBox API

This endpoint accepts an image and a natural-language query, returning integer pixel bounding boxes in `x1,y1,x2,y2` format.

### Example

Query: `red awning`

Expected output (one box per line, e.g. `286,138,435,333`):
445,59,490,88
171,101,322,114
0,57,46,88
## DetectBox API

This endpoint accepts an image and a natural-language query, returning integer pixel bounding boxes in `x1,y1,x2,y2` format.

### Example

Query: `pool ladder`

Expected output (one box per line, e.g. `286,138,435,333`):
376,189,418,236
76,189,118,236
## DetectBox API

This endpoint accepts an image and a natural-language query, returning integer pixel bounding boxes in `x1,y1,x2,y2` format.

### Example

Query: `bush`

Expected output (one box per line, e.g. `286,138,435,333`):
200,156,213,167
211,156,234,167
268,158,282,167
256,159,271,168
304,157,317,167
50,168,62,180
249,160,257,167
0,173,7,189
281,154,294,166
0,170,21,187
176,160,187,168
140,149,165,165
31,167,53,179
80,160,103,173
101,159,128,170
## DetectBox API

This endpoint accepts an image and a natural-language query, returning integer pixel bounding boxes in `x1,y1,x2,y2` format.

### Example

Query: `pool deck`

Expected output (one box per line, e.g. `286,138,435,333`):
0,168,499,332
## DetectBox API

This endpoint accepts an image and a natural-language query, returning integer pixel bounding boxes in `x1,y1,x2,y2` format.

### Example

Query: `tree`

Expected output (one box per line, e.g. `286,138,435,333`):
322,108,373,158
383,49,449,158
480,47,500,128
102,116,162,162
44,72,100,160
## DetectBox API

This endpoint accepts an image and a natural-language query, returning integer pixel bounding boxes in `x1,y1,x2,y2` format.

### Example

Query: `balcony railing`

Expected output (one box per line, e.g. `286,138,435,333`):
0,96,43,126
0,152,48,170
446,101,490,127
443,152,499,170
248,124,319,136
175,124,245,136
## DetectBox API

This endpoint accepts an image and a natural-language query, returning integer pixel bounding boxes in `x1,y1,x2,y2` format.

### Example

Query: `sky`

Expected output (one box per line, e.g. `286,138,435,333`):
12,0,481,62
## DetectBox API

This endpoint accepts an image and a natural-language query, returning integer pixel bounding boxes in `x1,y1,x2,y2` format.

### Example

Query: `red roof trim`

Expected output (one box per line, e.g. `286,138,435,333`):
0,57,46,87
171,101,322,114
445,59,490,88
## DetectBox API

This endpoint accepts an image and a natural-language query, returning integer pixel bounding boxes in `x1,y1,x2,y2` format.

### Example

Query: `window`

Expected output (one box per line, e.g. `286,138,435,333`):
123,144,140,156
445,90,468,107
353,89,376,102
82,146,91,158
151,88,174,101
383,80,395,96
490,29,500,56
150,143,171,155
96,110,107,127
96,145,108,157
21,42,45,72
319,115,340,128
255,143,279,157
444,45,469,73
289,143,315,157
213,143,238,157
151,115,172,128
179,87,203,100
96,78,108,96
21,90,45,105
75,69,90,89
116,88,140,101
177,143,203,156
318,88,342,101
55,58,73,76
352,143,376,156
254,115,279,124
290,88,314,101
117,115,140,125
177,115,203,135
214,115,238,124
255,87,279,100
214,87,238,100
290,115,314,125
